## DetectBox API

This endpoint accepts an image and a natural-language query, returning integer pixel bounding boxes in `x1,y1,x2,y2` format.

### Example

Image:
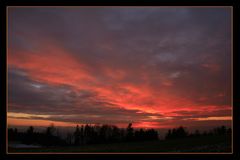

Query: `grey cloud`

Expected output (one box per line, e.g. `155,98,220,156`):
8,67,163,124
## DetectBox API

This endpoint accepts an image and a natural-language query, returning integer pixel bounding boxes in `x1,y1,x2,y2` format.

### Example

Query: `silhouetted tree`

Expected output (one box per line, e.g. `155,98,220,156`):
66,132,73,145
110,125,121,142
202,131,208,136
23,126,35,144
80,125,84,144
73,125,81,145
213,126,227,135
165,126,188,139
46,123,56,137
188,129,201,137
135,129,144,141
227,128,232,134
126,123,134,141
14,128,18,135
27,126,34,134
43,124,66,146
84,124,91,144
146,129,159,140
165,129,172,139
8,128,19,141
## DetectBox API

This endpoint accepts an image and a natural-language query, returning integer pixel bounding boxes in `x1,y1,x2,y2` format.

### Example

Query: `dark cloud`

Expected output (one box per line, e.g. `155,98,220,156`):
8,68,163,124
8,67,79,111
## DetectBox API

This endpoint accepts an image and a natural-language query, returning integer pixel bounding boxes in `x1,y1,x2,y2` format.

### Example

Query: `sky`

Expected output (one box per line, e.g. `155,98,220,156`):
7,7,232,129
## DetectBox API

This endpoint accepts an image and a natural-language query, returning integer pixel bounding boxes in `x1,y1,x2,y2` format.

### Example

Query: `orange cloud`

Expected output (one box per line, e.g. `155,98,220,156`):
8,117,77,127
187,116,232,121
8,46,95,90
133,121,172,129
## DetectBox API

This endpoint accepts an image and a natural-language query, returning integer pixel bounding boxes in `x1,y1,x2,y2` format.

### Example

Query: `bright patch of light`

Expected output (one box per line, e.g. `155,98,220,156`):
8,112,50,118
187,116,232,121
30,83,43,89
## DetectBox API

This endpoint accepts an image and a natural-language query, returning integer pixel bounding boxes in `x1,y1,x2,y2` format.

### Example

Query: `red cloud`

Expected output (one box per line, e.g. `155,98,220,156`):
8,43,232,128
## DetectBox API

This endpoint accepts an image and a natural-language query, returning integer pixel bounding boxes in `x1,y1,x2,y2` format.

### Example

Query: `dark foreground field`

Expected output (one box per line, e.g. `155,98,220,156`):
8,134,231,153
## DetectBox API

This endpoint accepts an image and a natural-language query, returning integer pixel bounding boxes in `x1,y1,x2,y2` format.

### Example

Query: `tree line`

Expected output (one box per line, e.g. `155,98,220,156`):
8,123,158,147
165,125,231,140
8,124,231,147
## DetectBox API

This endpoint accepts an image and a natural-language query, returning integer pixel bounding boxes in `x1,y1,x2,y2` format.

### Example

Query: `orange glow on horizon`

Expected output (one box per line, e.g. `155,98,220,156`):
187,116,232,121
133,122,173,129
8,117,77,127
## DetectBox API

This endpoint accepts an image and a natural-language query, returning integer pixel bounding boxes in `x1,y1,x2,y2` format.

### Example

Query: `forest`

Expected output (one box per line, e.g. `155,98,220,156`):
8,123,231,148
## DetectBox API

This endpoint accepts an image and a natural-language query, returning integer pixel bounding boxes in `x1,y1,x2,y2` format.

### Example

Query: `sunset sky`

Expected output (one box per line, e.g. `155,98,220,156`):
7,7,232,129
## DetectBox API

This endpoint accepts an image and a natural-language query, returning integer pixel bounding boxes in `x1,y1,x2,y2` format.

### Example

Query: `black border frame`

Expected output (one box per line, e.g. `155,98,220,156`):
1,0,239,160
